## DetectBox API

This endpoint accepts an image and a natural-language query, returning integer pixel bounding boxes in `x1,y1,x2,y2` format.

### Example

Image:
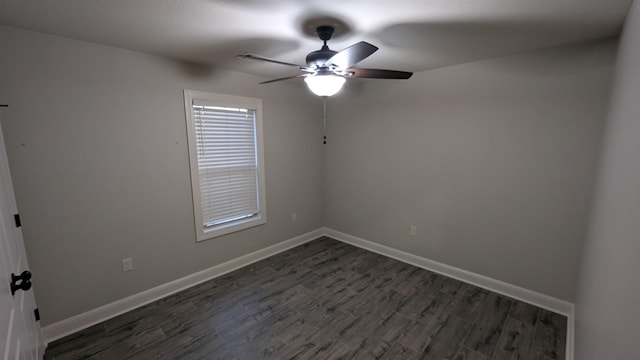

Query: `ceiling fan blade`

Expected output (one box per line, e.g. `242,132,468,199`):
259,74,307,84
344,68,413,79
326,41,378,69
237,54,305,68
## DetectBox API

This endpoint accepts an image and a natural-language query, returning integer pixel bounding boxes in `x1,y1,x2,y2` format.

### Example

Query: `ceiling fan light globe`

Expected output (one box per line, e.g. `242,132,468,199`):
304,75,346,97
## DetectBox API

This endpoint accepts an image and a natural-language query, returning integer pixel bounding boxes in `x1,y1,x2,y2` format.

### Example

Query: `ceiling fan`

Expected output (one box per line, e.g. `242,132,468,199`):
237,25,413,97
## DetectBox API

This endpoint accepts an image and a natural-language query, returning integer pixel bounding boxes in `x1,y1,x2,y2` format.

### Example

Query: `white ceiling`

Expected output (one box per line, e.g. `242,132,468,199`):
0,0,633,81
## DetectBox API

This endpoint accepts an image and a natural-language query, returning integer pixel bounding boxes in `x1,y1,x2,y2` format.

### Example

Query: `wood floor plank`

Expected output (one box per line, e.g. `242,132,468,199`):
392,266,434,296
365,310,412,345
451,285,489,323
362,288,409,320
42,323,106,358
531,310,567,360
395,291,456,354
301,307,359,343
339,335,388,359
44,236,567,360
492,318,535,360
395,273,447,318
416,291,457,325
399,316,444,354
305,338,356,360
94,326,167,359
260,266,323,292
454,346,490,360
379,342,417,360
418,314,473,359
293,276,360,317
509,301,541,327
463,292,514,357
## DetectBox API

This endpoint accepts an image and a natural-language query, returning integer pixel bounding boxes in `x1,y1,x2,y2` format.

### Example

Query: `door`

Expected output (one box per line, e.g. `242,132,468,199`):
0,113,44,359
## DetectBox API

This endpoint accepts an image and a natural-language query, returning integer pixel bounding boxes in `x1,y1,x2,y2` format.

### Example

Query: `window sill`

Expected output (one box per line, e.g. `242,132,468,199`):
196,215,267,242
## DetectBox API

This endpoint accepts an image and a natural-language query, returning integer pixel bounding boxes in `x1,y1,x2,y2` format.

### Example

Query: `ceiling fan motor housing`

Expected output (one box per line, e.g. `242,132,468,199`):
306,47,337,68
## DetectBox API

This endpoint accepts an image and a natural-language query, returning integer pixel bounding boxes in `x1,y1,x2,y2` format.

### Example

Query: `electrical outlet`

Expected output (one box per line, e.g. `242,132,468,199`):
410,225,417,236
292,213,298,222
122,258,134,272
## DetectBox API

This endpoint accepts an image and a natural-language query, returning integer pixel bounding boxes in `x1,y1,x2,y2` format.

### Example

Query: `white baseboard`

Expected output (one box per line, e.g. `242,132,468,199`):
43,227,574,359
42,228,324,344
321,227,575,360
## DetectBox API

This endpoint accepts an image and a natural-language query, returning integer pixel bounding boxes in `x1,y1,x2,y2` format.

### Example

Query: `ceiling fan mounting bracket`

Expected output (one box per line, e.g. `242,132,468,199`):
316,26,335,42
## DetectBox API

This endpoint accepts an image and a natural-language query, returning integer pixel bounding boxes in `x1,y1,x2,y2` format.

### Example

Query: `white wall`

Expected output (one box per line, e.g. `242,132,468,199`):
324,39,616,301
0,26,324,325
575,1,640,358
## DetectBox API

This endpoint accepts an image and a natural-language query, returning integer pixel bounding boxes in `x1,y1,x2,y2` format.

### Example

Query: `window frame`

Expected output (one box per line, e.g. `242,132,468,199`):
183,90,267,242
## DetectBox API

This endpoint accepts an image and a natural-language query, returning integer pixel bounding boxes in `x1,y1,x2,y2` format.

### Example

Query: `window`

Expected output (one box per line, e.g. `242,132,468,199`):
184,90,267,241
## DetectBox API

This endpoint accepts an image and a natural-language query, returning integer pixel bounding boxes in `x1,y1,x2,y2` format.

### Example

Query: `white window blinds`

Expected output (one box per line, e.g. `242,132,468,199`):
192,103,260,229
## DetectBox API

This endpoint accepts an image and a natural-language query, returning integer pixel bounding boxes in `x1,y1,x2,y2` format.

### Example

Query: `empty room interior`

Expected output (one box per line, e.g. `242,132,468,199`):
1,0,639,359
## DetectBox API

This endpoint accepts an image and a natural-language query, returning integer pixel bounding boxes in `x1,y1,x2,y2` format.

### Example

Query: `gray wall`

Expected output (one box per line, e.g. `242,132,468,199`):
0,26,324,325
324,40,616,301
0,23,621,328
575,1,640,358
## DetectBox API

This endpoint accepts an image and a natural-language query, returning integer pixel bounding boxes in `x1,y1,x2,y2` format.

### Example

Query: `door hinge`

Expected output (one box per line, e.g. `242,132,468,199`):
34,308,40,322
14,213,21,228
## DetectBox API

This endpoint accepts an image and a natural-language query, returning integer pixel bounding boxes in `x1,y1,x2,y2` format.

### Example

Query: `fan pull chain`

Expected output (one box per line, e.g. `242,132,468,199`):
323,98,327,144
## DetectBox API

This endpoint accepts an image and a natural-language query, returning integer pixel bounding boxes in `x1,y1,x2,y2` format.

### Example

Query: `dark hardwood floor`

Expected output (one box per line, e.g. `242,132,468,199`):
44,237,567,359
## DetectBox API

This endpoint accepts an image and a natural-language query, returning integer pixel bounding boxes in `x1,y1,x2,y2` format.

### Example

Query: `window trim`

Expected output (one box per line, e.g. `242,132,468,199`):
183,90,267,241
